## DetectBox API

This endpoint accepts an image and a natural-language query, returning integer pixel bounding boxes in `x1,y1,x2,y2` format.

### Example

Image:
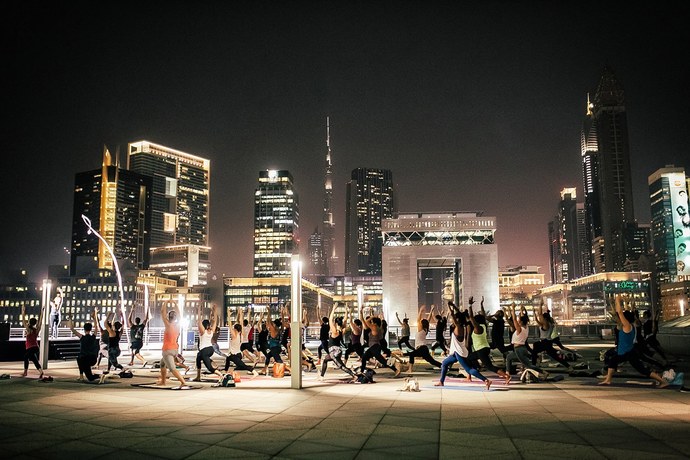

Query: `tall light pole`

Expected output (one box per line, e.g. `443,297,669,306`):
39,280,51,369
290,256,303,389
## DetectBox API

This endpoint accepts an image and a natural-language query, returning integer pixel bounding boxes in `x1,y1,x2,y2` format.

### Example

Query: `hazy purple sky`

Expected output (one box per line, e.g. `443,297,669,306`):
3,1,689,282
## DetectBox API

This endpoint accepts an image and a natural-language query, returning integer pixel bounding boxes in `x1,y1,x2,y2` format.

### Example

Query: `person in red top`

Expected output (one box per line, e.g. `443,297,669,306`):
157,302,187,387
21,304,44,378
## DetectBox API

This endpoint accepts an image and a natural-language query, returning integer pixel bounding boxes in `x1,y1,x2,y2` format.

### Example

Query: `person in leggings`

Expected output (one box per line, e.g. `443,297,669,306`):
435,302,491,390
395,312,414,351
225,307,258,375
68,308,102,382
21,304,43,379
403,305,442,371
360,306,400,377
505,303,544,377
157,302,187,387
467,298,511,384
102,311,125,378
195,304,224,382
599,294,667,387
259,307,291,375
530,302,574,370
318,303,357,381
344,316,364,364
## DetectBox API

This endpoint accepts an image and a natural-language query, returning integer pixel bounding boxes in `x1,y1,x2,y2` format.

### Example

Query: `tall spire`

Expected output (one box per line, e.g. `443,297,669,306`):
322,116,336,275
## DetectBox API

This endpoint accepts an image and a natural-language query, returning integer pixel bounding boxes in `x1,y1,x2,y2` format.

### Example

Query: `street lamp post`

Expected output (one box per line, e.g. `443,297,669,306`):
290,256,302,389
39,280,51,369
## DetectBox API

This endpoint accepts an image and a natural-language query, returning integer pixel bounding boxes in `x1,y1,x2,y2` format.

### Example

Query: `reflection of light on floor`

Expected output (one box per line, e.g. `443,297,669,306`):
568,342,615,348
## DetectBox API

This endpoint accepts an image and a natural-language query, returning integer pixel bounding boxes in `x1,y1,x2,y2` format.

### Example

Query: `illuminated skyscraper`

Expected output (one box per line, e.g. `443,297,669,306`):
649,166,690,285
254,170,299,277
548,188,581,283
321,117,337,276
588,68,635,271
127,141,211,285
580,93,599,275
345,168,395,276
71,147,152,275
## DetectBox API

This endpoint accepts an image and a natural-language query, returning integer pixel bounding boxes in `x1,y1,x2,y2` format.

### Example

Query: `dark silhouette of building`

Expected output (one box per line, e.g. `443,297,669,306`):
70,147,152,276
345,168,395,276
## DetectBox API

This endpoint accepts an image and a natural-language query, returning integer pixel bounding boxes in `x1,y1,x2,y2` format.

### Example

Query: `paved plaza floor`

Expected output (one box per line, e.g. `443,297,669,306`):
1,343,689,459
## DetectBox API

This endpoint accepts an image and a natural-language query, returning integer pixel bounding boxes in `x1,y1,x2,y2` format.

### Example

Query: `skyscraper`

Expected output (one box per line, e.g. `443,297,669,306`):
127,141,211,285
649,166,690,285
254,170,299,277
588,67,635,271
307,228,326,277
345,168,395,276
321,117,337,276
580,93,599,276
548,188,581,283
71,147,152,275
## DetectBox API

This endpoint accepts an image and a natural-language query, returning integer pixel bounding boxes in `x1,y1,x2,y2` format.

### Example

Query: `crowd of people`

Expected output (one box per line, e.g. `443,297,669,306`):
17,293,676,390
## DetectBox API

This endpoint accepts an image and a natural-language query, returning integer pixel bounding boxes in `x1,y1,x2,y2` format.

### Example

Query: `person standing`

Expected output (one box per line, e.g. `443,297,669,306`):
127,307,149,367
157,302,187,387
68,308,101,382
102,311,125,380
317,314,330,363
21,304,43,379
49,287,64,339
505,303,544,378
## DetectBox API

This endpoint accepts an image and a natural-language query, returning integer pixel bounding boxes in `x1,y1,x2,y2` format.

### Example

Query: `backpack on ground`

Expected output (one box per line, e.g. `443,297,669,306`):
219,373,236,387
357,368,375,384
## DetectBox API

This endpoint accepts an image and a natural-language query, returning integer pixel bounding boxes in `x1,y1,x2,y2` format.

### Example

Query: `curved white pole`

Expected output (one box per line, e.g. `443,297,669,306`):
81,214,129,346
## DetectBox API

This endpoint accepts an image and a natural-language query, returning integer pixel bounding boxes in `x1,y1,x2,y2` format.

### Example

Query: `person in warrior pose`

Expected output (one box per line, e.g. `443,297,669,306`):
157,302,187,387
467,297,511,384
403,305,443,372
195,304,225,382
21,304,43,378
435,301,491,390
318,303,357,381
395,311,414,352
127,307,149,367
599,294,667,388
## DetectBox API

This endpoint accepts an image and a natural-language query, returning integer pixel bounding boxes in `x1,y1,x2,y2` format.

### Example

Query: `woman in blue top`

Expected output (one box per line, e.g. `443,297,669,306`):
599,294,667,387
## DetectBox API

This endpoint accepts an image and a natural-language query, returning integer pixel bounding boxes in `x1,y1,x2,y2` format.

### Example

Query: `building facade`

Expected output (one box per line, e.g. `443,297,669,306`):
589,68,636,272
548,188,581,283
71,147,152,276
649,166,690,285
253,170,299,277
381,212,499,326
345,168,395,276
127,141,211,286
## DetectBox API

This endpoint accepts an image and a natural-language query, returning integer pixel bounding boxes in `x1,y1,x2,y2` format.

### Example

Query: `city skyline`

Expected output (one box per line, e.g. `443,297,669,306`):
3,2,689,281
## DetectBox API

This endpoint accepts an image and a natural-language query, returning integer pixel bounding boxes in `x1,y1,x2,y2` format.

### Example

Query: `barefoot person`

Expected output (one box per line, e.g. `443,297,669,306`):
403,305,442,372
194,304,224,382
225,307,259,376
127,307,149,367
436,301,491,390
103,311,125,377
21,304,44,379
395,311,414,352
467,298,510,384
599,294,668,388
318,303,357,381
158,302,187,387
68,308,102,382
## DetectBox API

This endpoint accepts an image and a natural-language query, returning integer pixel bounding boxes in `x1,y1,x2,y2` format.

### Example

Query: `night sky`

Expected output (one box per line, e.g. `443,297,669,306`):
3,1,689,282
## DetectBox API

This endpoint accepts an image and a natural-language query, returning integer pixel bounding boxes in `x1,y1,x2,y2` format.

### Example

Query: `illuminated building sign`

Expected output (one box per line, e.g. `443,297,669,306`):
668,173,690,276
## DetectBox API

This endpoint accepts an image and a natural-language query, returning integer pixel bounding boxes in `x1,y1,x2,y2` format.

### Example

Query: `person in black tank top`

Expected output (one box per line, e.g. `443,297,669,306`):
360,307,400,377
318,303,357,381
